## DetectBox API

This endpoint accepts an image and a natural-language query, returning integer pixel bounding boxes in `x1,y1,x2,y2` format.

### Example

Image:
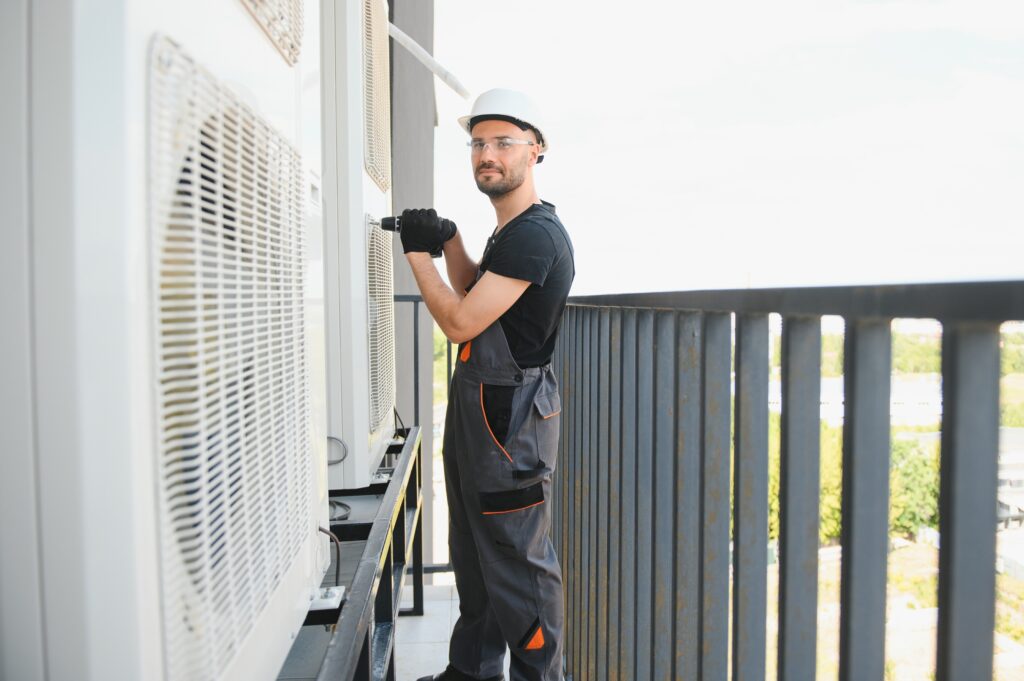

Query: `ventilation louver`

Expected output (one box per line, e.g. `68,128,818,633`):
240,0,303,66
363,0,391,192
148,36,310,680
365,216,396,436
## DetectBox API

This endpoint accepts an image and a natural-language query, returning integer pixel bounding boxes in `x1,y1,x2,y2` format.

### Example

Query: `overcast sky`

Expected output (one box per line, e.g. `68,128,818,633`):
428,0,1024,296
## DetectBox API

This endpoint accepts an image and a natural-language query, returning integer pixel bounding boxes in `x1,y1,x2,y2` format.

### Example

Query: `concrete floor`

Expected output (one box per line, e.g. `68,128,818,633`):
396,582,512,681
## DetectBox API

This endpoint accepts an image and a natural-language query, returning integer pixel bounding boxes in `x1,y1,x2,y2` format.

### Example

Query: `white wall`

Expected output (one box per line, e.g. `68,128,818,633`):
0,0,46,677
390,0,439,569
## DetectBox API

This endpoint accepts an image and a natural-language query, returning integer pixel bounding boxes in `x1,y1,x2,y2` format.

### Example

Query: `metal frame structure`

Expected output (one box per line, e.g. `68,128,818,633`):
308,426,424,681
554,280,1022,681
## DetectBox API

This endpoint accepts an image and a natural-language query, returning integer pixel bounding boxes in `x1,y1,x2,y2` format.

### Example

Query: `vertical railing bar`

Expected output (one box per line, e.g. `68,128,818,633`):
838,318,892,681
554,311,565,558
587,309,600,679
608,308,623,681
565,307,573,667
597,308,611,681
778,315,822,681
701,312,732,681
577,307,585,675
732,313,769,681
936,322,1000,681
674,312,703,680
583,308,594,678
636,309,655,681
569,307,577,675
591,309,600,680
562,307,570,675
621,309,639,681
565,311,573,557
653,311,678,681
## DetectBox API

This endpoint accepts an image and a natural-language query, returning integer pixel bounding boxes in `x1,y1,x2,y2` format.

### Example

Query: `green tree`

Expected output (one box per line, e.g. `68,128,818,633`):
819,422,844,544
892,334,940,374
1002,332,1024,374
889,437,940,537
821,334,844,377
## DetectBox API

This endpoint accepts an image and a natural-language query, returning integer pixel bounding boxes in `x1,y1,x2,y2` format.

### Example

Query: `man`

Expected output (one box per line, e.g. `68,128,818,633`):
400,88,574,681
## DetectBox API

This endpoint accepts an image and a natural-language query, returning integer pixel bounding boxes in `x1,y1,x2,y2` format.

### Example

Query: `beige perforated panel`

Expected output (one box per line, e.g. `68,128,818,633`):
365,216,395,435
148,36,310,680
241,0,303,66
363,0,392,192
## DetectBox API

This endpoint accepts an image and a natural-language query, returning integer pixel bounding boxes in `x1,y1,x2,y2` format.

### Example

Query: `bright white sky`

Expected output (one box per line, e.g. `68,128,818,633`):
429,0,1024,296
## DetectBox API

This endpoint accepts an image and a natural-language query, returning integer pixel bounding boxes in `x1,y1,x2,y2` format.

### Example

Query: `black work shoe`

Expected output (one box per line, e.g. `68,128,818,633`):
415,665,504,681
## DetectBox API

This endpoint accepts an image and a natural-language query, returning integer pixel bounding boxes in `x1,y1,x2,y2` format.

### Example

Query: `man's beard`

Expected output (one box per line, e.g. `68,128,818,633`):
475,163,525,198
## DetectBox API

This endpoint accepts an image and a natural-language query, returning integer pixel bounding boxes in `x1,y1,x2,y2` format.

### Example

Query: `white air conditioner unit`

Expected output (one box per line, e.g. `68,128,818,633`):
4,1,329,679
321,0,398,489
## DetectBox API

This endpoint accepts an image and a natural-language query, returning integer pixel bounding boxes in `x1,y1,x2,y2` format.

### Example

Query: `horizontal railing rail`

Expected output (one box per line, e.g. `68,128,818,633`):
569,280,1024,320
552,280,1022,681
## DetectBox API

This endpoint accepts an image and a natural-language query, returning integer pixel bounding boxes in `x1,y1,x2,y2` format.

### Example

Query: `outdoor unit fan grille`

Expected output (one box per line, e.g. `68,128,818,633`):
366,216,396,436
240,0,303,66
363,0,392,193
149,36,311,681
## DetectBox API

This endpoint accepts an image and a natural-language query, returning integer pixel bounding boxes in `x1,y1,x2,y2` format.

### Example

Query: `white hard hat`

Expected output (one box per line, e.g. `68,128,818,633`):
458,88,549,156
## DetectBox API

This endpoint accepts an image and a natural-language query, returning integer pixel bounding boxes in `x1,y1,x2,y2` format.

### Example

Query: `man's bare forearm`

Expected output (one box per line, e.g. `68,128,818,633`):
406,252,466,341
406,251,529,344
442,232,479,296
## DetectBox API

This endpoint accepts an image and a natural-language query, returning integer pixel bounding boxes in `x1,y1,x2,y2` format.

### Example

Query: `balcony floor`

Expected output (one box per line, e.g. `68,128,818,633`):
397,581,513,681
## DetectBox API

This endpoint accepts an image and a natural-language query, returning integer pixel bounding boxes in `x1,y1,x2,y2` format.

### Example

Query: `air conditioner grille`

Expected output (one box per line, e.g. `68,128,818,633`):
241,0,304,66
149,36,310,681
363,0,392,192
366,216,395,435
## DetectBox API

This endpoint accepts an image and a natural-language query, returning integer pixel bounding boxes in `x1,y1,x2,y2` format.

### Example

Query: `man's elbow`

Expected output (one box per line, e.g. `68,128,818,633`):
443,325,474,345
441,314,478,345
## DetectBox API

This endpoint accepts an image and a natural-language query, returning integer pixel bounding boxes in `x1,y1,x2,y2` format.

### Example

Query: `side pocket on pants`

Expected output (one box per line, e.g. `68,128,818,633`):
532,389,561,461
480,481,544,515
478,482,545,561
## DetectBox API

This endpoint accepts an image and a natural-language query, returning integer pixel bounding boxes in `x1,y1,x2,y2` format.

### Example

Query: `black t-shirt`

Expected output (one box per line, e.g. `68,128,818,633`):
476,201,575,368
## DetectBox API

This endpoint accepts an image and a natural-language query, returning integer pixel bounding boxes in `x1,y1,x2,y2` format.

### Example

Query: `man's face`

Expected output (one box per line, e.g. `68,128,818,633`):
469,119,538,198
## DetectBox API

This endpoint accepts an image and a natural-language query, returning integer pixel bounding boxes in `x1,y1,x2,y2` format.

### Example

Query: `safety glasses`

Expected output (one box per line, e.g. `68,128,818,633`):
467,137,535,154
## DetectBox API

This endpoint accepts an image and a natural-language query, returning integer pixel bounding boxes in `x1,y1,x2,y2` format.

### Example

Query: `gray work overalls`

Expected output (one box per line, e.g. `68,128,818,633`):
443,312,564,681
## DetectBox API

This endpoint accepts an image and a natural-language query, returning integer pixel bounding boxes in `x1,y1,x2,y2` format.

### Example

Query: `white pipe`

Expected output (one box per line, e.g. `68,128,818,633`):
388,22,471,100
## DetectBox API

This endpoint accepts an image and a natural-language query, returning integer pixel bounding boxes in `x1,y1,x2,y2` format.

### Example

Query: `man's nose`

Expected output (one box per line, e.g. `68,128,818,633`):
478,143,498,162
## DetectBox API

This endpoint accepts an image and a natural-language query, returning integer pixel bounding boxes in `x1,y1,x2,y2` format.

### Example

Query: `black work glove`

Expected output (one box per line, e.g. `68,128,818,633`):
399,208,457,258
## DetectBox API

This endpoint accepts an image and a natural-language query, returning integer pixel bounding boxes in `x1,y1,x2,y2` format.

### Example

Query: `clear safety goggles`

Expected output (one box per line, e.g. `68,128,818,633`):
467,137,536,154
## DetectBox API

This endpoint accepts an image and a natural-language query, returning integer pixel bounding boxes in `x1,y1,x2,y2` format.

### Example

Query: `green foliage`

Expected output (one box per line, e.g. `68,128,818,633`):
768,414,780,541
996,608,1024,644
890,570,938,609
819,422,844,544
764,329,948,545
889,438,940,538
433,324,453,405
1003,402,1024,427
892,334,940,374
433,323,448,362
807,426,939,545
1003,333,1024,374
821,334,844,377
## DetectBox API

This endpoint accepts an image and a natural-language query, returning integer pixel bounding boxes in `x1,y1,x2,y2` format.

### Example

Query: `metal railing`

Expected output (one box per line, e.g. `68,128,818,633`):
315,427,424,681
551,281,1023,681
